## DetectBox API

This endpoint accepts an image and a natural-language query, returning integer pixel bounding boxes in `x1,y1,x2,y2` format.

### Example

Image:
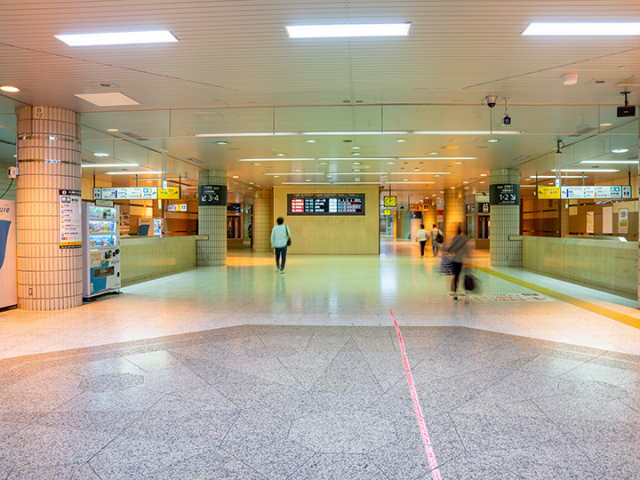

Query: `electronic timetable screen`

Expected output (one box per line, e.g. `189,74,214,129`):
287,194,365,216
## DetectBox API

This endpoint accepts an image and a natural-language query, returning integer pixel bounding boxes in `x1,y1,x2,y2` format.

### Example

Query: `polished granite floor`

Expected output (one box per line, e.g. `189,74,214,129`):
1,240,640,479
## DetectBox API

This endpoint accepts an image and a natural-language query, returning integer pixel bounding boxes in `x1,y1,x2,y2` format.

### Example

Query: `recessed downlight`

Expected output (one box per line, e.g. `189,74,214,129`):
0,85,20,93
94,152,109,157
612,148,629,153
216,141,228,145
306,139,317,143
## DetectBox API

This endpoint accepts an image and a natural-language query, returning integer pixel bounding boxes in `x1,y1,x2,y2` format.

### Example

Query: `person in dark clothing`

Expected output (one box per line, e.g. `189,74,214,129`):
446,224,468,300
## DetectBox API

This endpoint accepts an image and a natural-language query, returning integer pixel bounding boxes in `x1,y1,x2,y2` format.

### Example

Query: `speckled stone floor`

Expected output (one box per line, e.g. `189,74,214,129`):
1,240,640,479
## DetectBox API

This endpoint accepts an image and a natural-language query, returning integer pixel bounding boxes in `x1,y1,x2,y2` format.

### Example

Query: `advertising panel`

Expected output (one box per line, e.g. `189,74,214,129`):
0,200,17,309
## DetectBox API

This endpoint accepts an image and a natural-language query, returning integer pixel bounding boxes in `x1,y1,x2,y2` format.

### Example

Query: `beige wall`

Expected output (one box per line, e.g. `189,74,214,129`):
273,186,380,255
519,236,637,296
120,235,206,286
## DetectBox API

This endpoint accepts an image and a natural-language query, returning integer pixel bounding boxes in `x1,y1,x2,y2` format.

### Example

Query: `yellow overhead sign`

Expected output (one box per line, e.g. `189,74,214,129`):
537,187,561,199
383,209,391,216
383,196,397,207
158,187,180,199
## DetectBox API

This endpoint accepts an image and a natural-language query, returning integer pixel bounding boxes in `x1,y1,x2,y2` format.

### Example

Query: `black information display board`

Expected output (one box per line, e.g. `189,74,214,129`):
287,193,365,216
198,185,228,206
490,184,520,206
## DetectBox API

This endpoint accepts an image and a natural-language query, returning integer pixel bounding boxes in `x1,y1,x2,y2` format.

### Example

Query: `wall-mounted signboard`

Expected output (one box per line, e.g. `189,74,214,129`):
59,189,82,249
94,186,180,200
288,194,365,215
537,185,632,200
168,204,188,212
199,185,227,206
490,184,520,205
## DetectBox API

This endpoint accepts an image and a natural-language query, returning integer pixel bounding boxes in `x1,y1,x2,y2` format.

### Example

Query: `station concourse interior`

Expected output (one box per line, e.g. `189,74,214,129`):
2,1,640,479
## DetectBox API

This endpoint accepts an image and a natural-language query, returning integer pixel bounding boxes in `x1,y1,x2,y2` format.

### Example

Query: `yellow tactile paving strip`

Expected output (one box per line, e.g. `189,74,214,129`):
469,264,640,331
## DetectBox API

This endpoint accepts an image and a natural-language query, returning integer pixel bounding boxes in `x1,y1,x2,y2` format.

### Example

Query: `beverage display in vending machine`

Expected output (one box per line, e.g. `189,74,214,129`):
82,203,121,298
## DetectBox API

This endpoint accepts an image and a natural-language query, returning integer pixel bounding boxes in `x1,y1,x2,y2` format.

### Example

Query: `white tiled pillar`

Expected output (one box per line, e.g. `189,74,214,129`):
16,106,82,310
197,170,227,266
445,187,464,244
253,188,273,252
490,168,521,267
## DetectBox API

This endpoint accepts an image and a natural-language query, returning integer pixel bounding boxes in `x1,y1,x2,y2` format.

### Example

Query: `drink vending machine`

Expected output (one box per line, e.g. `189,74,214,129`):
82,204,121,298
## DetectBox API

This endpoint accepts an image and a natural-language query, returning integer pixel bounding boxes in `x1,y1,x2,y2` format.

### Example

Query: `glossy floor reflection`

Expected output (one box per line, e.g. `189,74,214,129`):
1,239,640,479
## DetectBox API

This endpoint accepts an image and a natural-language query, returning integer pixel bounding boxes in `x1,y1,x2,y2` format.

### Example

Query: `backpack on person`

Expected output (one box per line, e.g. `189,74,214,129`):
436,231,444,244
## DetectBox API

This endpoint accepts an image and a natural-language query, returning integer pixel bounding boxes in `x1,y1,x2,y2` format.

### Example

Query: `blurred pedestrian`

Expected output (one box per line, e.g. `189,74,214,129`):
446,224,468,300
429,223,443,257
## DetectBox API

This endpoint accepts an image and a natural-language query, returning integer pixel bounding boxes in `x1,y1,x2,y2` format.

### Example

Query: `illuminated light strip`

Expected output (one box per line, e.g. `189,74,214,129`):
389,309,442,480
397,157,479,160
303,131,409,136
195,132,297,137
281,181,382,185
239,158,316,162
413,130,522,135
468,264,640,331
286,23,411,39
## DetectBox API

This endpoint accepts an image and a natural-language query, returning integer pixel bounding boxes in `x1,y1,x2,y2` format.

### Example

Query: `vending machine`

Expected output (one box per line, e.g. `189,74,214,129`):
82,203,121,298
0,200,17,310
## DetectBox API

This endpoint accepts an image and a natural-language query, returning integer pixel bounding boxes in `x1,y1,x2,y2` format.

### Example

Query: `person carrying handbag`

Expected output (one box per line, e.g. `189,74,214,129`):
445,224,468,300
270,217,291,274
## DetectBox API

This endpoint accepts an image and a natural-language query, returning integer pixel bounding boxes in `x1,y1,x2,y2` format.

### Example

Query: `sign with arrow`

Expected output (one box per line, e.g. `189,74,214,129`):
490,184,520,206
198,185,227,206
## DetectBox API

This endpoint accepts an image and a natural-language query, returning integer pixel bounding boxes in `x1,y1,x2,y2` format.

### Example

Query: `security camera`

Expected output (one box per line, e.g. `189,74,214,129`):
486,95,497,108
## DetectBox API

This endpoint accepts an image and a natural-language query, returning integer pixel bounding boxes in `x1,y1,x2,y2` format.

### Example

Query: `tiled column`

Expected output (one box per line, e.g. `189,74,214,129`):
253,188,273,252
490,168,521,267
16,106,82,310
197,170,227,266
445,187,464,244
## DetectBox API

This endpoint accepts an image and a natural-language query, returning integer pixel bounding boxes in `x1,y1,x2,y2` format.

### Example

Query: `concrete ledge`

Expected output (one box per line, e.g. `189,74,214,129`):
120,235,207,286
520,236,637,296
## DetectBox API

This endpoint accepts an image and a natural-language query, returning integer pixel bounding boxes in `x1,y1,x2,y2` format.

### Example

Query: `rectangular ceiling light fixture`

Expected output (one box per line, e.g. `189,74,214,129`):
286,23,411,39
56,30,178,46
81,163,139,168
552,168,619,172
105,171,163,175
522,23,640,36
580,160,637,164
74,92,140,107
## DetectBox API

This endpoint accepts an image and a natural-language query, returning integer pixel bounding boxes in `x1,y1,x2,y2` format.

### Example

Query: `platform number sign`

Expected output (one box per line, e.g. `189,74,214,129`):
34,106,45,118
490,184,520,206
198,185,227,206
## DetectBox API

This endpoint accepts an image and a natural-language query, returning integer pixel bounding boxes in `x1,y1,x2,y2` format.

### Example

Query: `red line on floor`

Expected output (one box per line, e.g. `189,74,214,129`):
390,308,442,480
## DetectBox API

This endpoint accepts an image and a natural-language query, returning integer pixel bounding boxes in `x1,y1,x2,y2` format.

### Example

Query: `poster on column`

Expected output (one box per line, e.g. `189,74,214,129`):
0,200,17,309
59,189,82,249
586,211,594,234
619,208,629,234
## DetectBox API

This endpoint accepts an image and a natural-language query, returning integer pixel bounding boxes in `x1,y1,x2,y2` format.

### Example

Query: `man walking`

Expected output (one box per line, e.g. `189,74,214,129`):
270,217,291,273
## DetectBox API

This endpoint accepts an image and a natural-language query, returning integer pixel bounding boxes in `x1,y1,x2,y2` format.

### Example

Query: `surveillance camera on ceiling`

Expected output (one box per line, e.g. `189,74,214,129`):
486,95,497,108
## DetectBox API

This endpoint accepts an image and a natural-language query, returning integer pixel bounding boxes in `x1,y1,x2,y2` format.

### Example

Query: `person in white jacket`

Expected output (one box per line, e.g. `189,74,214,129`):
416,224,428,258
270,217,291,273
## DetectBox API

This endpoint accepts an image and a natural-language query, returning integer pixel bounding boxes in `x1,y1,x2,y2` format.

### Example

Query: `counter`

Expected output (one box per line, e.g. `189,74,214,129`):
120,235,208,286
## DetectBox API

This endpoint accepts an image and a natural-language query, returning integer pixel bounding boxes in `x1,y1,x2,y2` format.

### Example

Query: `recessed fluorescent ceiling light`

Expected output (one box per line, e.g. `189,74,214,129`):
74,92,140,106
552,168,619,172
581,160,636,164
286,23,411,39
318,157,396,161
530,175,588,179
81,163,139,168
105,170,163,175
397,157,478,160
55,30,178,46
385,181,436,184
188,158,203,163
238,158,315,162
196,132,296,137
522,23,640,36
612,148,629,153
389,172,451,175
93,152,109,157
